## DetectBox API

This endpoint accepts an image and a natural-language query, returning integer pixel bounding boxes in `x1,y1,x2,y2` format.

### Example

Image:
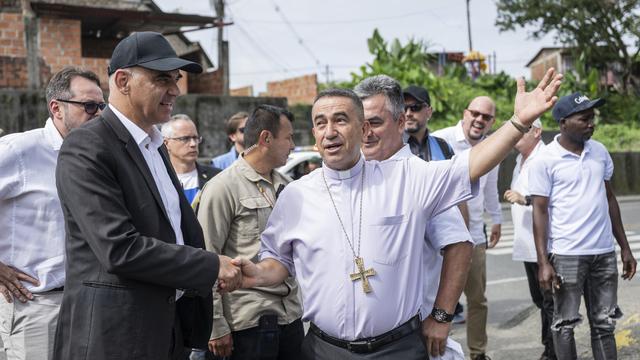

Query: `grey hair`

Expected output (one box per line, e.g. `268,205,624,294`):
45,67,101,118
353,75,404,121
161,114,194,138
313,88,365,122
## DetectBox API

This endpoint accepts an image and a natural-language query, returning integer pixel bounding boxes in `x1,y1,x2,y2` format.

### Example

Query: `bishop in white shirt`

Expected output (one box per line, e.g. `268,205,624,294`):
231,70,563,359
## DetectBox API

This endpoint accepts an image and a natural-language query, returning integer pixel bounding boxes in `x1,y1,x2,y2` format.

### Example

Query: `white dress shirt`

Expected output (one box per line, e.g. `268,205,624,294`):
511,141,546,262
528,136,615,256
0,119,66,292
432,121,502,245
109,105,183,246
260,147,477,340
389,145,472,315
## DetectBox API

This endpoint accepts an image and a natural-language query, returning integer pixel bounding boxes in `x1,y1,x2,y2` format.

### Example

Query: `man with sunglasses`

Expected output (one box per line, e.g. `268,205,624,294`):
0,67,104,360
162,114,221,204
212,112,248,170
432,97,502,360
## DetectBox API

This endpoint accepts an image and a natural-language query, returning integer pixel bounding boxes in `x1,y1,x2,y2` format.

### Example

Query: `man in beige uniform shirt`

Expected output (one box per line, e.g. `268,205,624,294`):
197,105,303,360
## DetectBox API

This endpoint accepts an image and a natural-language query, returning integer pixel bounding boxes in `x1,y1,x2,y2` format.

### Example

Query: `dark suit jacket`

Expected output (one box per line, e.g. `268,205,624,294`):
53,107,220,360
197,163,221,189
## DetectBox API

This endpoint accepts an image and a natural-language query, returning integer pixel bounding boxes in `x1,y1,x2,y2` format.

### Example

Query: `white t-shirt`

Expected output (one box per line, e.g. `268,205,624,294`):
510,141,545,262
528,136,615,256
177,169,199,204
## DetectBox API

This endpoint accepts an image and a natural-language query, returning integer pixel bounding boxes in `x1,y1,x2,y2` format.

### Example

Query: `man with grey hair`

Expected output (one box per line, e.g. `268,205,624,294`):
231,67,563,359
354,75,471,359
0,67,104,360
503,119,555,359
162,114,220,204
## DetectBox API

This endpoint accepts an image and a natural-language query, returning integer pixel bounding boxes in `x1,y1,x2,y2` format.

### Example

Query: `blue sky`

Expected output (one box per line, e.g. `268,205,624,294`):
155,0,558,93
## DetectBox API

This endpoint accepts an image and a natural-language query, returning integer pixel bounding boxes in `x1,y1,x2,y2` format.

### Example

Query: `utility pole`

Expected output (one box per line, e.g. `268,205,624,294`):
466,0,473,52
213,0,229,95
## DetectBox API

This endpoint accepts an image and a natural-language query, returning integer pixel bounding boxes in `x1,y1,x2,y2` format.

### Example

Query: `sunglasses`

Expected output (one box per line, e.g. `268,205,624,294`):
238,127,245,134
404,103,427,113
168,136,203,144
56,99,107,115
465,109,494,122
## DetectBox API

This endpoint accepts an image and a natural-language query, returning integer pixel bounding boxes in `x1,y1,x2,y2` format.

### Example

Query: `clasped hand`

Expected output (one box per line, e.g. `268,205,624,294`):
216,256,260,292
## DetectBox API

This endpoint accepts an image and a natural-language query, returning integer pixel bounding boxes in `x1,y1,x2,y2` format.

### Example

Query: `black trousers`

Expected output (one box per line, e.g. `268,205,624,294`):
209,318,304,360
524,261,556,359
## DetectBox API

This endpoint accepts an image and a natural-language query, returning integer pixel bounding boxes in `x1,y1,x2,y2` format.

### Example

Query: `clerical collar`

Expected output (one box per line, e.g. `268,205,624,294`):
322,153,365,180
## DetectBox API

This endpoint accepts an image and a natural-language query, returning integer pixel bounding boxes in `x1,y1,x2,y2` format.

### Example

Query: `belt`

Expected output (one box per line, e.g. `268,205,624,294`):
309,315,421,354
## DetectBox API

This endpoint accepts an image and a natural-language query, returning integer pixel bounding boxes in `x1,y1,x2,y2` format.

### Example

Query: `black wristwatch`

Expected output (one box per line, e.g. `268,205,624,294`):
525,195,532,206
430,307,454,323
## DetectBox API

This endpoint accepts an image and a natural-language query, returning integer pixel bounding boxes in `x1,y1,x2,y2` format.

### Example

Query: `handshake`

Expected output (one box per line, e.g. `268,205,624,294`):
216,255,257,293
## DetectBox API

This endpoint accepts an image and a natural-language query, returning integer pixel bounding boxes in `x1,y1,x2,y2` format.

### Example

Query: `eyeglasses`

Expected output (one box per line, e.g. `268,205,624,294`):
56,99,107,115
465,109,494,122
404,103,427,113
168,136,203,144
238,127,245,134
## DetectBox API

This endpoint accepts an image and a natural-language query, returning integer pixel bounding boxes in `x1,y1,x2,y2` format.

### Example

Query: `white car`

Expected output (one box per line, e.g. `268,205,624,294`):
277,151,322,180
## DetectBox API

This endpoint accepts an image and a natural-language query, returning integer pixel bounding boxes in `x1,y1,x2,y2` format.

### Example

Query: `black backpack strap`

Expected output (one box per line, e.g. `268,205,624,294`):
434,136,454,160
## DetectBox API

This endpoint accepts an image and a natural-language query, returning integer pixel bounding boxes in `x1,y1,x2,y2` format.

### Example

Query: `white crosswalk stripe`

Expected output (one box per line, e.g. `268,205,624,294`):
487,224,640,261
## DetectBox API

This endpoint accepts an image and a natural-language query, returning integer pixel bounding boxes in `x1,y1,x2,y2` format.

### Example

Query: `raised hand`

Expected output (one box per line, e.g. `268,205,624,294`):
216,255,242,293
0,261,39,303
514,68,563,126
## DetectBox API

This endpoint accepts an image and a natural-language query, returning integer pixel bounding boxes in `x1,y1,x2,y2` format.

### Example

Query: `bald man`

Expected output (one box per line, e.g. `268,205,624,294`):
432,97,502,360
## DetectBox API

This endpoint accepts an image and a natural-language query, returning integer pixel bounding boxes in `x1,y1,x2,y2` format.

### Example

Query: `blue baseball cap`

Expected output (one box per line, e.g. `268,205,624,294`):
552,92,605,122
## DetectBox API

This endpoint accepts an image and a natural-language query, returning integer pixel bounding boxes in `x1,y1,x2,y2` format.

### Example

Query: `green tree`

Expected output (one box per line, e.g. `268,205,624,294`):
495,0,640,93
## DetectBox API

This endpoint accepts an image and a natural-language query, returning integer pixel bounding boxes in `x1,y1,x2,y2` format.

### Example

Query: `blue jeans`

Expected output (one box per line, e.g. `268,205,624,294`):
550,251,622,360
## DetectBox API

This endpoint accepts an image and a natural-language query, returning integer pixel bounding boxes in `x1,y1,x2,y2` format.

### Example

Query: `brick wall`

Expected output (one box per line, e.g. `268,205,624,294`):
38,17,110,87
265,74,317,105
188,69,224,95
0,56,51,89
0,12,26,58
230,85,253,97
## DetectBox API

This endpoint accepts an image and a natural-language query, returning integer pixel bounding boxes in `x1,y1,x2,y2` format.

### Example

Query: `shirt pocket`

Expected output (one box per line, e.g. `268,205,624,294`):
237,196,272,258
368,213,410,265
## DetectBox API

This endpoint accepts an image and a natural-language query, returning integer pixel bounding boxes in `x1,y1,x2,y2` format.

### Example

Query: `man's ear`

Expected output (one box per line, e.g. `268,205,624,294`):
49,99,62,120
259,130,272,146
114,70,132,95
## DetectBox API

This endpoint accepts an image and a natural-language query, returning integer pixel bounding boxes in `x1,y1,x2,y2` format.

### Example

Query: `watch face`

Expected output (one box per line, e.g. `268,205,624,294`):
432,308,453,323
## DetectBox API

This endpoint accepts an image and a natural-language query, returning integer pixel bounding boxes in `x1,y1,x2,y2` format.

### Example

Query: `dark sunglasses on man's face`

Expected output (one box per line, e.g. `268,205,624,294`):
404,103,427,113
466,109,494,122
56,99,107,116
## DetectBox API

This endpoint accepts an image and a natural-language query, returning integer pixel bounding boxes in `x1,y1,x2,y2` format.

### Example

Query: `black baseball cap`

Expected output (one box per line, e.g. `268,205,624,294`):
402,85,431,106
108,32,202,76
552,92,605,122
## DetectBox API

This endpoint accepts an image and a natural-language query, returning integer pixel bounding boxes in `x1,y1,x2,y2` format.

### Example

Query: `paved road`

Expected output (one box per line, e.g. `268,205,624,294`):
449,197,640,359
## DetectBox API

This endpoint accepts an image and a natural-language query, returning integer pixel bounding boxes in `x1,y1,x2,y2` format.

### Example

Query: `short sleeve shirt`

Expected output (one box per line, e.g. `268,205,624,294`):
528,136,615,255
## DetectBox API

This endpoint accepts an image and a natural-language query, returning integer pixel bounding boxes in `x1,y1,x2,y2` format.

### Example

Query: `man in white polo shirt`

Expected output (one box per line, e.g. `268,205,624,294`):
529,92,636,360
503,119,555,360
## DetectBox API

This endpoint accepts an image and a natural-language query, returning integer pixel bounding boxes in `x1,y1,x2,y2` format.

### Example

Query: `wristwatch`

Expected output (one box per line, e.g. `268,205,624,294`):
525,195,532,206
430,307,454,323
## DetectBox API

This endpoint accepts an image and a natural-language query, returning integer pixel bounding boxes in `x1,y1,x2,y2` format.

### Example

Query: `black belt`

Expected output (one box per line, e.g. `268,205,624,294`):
309,315,421,354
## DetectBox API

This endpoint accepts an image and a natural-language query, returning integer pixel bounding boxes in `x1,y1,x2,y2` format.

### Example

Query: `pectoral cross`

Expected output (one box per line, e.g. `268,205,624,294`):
350,257,376,293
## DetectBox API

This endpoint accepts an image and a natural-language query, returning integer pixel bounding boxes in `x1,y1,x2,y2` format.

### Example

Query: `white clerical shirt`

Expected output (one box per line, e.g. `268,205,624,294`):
387,145,473,316
260,148,477,340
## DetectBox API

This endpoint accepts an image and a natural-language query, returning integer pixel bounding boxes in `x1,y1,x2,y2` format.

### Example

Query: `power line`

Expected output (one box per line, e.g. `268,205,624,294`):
235,8,450,25
270,0,322,68
225,3,293,73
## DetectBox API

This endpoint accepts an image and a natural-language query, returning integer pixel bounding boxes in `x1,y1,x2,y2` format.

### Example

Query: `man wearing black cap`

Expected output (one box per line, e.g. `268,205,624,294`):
403,85,455,161
53,32,242,360
529,92,637,359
